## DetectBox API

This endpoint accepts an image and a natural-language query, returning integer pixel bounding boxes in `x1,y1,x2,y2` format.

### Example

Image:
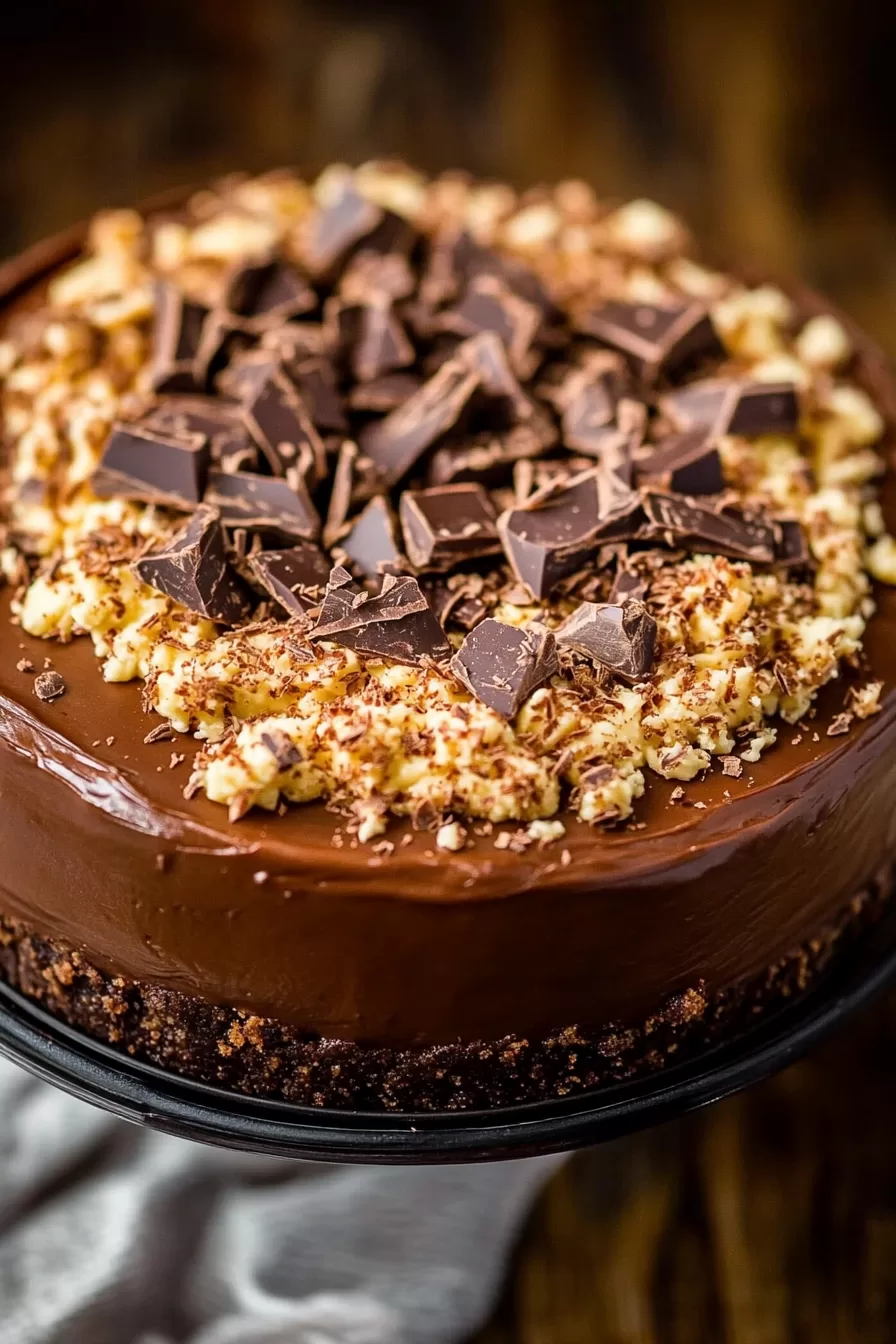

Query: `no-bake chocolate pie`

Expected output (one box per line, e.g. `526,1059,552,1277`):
1,164,896,1111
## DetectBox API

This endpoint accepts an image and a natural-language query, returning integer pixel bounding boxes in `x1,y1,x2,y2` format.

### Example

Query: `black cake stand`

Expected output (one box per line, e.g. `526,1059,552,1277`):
1,907,896,1164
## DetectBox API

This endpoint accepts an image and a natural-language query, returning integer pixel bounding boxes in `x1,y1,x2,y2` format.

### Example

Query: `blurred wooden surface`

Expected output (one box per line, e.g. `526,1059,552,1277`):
3,3,896,1338
474,989,896,1343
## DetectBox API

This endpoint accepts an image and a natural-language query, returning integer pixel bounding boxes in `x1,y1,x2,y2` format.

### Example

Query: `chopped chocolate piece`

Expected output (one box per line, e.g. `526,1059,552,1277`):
827,712,854,737
554,354,629,453
288,356,348,433
33,670,66,702
309,568,450,666
347,371,422,413
359,356,481,485
340,248,417,302
720,754,743,778
216,350,281,403
143,396,259,473
144,722,175,744
640,491,777,562
327,294,415,383
556,599,657,682
400,484,501,572
204,469,321,543
259,729,302,770
248,543,332,616
260,321,326,360
92,422,210,510
439,273,542,376
149,281,210,392
497,471,602,598
223,258,315,326
636,429,726,495
450,619,558,719
659,377,799,437
193,311,251,390
133,505,252,624
609,565,648,604
574,300,722,384
323,442,384,546
428,427,543,488
243,367,327,480
456,331,557,447
300,181,385,276
773,517,811,568
452,596,488,630
338,495,405,577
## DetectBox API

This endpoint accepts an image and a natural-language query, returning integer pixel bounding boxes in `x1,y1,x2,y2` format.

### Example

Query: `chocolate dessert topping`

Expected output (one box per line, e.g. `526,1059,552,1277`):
285,356,348,433
574,300,723,383
149,280,210,392
556,599,658,681
498,471,603,598
33,670,66,702
299,180,384,276
609,565,649,604
142,396,259,473
439,273,543,376
204,468,321,543
640,491,777,562
337,495,405,577
400,483,501,572
359,355,481,485
428,426,543,488
328,292,416,384
450,618,558,719
223,258,315,326
554,353,629,453
659,378,800,438
242,367,327,480
92,422,210,510
636,429,726,495
247,544,332,616
133,505,252,623
773,518,811,568
347,371,423,413
309,567,451,665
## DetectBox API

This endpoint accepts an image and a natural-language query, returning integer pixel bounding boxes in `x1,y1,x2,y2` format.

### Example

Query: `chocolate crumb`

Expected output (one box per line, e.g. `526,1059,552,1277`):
144,723,176,745
33,670,66,702
720,755,743,778
16,658,34,673
827,712,854,737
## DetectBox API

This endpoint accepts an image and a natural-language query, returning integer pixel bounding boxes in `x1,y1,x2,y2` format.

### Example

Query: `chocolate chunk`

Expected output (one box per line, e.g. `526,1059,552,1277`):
456,331,557,447
288,356,348,433
309,567,450,666
773,517,811,568
553,353,628,453
243,368,327,481
92,422,210,510
574,300,722,384
323,442,384,544
348,371,423,412
133,505,252,624
340,248,417,302
359,355,481,485
216,351,281,403
300,181,384,276
327,294,415,383
247,543,332,616
636,430,725,495
400,484,501,572
439,273,542,376
609,565,648,604
33,670,66,702
260,729,303,769
428,427,543,488
338,495,405,578
143,396,259,473
149,281,210,392
192,311,252,389
450,619,558,718
497,471,602,598
204,468,321,543
659,378,799,437
556,599,657,682
223,258,315,326
260,321,326,359
640,491,777,562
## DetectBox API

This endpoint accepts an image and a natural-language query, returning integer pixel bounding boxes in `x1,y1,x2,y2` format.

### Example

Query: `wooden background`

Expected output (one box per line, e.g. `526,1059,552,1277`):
3,2,896,1338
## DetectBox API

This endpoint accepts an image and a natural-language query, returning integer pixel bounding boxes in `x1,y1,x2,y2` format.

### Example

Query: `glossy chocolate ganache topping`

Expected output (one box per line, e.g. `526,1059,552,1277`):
1,164,896,1050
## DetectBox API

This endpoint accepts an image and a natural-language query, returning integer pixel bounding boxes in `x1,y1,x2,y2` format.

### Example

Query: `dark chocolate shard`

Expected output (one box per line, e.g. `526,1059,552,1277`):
400,484,501,572
216,351,281,404
142,395,259,473
92,422,210,510
359,356,481,486
574,300,723,384
327,294,415,384
659,377,799,438
773,517,811,568
288,356,348,433
149,281,210,392
428,426,543,488
204,469,321,543
340,248,417,302
300,181,384,277
133,504,252,624
640,491,777,562
556,599,657,682
450,618,558,719
192,311,252,390
309,568,451,666
456,331,557,447
497,471,602,598
348,371,423,412
609,564,649,604
439,273,542,376
636,430,726,496
338,495,405,578
223,258,315,326
554,353,628,453
247,543,332,616
243,368,327,481
260,321,326,359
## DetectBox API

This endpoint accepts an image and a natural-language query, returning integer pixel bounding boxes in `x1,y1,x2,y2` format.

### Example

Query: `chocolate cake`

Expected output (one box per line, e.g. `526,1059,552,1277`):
1,164,896,1112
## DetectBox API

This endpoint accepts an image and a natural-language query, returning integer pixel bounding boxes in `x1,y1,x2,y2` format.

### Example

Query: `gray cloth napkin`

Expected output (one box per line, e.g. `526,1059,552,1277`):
0,1056,562,1344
